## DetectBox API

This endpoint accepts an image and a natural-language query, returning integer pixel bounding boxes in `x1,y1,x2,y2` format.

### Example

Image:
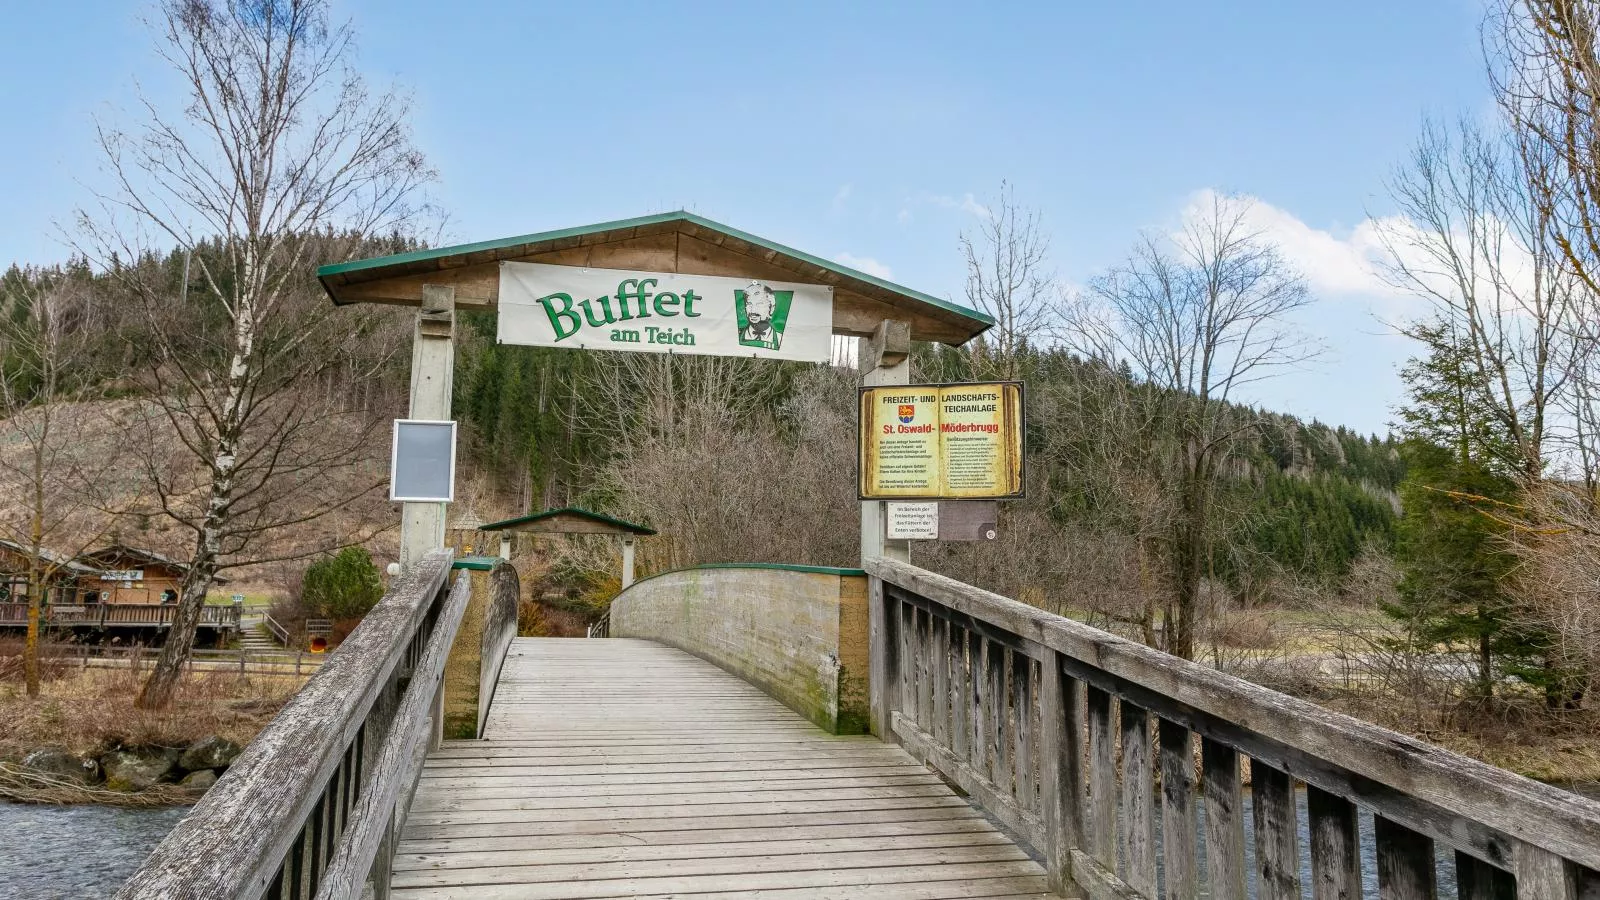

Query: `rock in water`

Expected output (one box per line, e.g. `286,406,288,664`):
21,748,101,785
178,736,242,772
179,769,217,790
102,749,180,792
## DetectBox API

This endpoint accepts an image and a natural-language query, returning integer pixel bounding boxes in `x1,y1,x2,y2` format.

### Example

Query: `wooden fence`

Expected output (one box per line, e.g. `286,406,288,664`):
866,557,1600,900
0,601,241,630
116,550,472,900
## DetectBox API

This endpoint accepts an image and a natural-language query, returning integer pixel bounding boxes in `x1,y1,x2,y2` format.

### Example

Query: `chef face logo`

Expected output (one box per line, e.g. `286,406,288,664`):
898,404,916,424
735,281,794,351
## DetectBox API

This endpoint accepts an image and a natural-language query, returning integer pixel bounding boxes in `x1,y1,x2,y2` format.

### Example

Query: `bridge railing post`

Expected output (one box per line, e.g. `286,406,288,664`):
867,575,898,740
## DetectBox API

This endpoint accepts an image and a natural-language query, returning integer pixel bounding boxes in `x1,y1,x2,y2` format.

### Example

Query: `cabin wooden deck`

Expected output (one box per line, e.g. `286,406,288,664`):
392,638,1051,899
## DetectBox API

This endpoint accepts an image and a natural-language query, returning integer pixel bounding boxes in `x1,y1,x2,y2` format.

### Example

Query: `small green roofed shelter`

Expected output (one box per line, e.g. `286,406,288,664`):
480,507,657,588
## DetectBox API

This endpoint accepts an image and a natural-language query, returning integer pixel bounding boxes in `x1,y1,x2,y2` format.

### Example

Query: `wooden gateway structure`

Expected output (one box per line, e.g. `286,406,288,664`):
117,216,1600,899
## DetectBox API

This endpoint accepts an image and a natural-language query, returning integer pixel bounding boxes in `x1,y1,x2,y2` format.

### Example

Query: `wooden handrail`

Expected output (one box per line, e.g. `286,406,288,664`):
866,557,1600,900
116,551,461,900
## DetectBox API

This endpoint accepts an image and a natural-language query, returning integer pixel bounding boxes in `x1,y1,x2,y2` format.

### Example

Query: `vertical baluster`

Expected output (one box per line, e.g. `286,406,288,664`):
1308,785,1361,900
949,623,969,761
987,643,1010,790
915,607,933,730
1087,685,1118,871
1013,652,1035,812
1514,843,1577,900
931,614,950,747
868,577,897,739
307,794,327,894
1039,651,1084,894
970,631,990,776
1120,701,1156,898
1252,762,1302,900
897,599,914,729
1456,852,1514,900
1203,740,1247,900
1160,720,1197,900
1376,816,1436,900
266,861,286,900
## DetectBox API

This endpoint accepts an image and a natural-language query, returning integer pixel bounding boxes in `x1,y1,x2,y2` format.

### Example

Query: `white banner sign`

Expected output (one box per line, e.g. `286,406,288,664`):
497,262,834,362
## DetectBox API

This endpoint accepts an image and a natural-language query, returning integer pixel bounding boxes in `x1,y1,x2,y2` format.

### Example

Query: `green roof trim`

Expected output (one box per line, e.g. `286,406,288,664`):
452,556,499,571
479,506,657,536
315,210,994,328
620,562,867,593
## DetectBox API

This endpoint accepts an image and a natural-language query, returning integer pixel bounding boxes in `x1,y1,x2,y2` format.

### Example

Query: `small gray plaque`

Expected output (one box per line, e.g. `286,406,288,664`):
390,419,457,502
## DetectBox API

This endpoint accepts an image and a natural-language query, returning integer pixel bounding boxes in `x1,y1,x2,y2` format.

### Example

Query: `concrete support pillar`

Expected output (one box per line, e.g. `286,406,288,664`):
400,285,456,572
860,321,912,566
621,537,636,589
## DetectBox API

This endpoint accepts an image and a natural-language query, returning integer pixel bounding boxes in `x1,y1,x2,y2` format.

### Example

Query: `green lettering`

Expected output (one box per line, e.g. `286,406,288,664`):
537,293,581,341
682,288,702,317
579,297,616,328
654,291,681,317
609,328,640,343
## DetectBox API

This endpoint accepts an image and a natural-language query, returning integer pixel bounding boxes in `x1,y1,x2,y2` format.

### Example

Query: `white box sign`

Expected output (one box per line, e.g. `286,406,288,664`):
391,419,458,503
498,262,834,362
886,502,939,540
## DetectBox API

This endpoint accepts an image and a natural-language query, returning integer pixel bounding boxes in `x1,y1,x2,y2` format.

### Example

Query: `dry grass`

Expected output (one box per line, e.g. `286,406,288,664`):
0,656,305,762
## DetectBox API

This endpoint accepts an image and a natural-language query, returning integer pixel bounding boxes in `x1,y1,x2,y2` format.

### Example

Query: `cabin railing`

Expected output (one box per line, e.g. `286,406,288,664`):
0,601,241,630
117,550,469,900
865,557,1600,900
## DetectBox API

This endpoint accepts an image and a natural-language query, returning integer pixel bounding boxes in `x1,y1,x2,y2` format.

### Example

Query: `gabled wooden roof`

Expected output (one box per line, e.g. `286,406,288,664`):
479,507,656,537
316,211,993,346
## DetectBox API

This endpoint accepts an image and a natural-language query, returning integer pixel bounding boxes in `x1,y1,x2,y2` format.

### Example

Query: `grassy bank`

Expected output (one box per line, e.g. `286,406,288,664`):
0,656,306,804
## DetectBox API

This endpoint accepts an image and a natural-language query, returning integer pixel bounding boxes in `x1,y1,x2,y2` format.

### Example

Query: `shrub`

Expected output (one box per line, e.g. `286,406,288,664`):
301,547,384,622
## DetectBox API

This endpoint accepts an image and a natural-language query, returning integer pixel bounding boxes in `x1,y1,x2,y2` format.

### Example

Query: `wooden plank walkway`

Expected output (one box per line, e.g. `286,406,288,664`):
393,637,1051,899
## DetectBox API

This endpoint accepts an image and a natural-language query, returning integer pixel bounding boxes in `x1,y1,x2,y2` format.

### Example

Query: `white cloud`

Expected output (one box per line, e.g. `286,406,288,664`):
897,208,912,225
913,191,992,220
1178,189,1401,302
834,252,893,279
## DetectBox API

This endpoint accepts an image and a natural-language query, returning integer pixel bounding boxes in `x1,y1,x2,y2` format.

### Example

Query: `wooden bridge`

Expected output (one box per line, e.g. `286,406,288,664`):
118,551,1600,900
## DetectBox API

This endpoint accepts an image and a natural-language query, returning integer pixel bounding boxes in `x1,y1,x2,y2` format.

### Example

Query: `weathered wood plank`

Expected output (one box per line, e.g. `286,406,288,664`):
117,551,458,900
1201,739,1247,900
395,639,1048,897
1087,685,1118,871
868,575,896,740
1014,651,1036,815
1120,701,1156,898
1038,651,1081,894
932,614,950,749
1252,761,1302,900
1308,785,1361,900
949,623,970,763
971,630,991,778
867,558,1600,871
1516,842,1578,900
1376,816,1437,900
1159,720,1197,900
988,641,1011,791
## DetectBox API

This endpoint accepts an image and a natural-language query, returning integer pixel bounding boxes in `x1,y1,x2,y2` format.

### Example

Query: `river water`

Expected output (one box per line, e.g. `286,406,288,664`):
0,802,189,899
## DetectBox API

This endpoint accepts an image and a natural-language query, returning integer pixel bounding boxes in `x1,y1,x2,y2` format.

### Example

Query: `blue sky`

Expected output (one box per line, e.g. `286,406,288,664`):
0,1,1491,435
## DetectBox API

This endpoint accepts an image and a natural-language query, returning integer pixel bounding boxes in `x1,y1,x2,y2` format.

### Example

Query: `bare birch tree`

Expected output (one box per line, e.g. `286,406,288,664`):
1066,193,1317,659
77,0,432,709
962,183,1055,379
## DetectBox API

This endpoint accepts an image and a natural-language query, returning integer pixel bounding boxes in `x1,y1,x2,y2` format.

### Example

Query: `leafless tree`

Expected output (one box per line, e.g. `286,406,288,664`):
1379,118,1583,480
0,270,139,695
1065,193,1317,659
76,0,431,709
962,183,1055,380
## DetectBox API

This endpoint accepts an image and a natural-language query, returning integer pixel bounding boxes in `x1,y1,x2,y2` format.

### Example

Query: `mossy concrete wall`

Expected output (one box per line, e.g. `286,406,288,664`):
440,558,518,739
610,565,870,734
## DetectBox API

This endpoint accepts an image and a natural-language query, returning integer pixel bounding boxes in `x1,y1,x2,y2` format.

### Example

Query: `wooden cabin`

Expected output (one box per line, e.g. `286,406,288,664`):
76,544,225,605
0,538,99,608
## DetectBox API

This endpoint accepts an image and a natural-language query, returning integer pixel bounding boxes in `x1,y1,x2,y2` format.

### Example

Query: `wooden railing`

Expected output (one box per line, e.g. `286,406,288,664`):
477,562,519,738
117,550,469,900
586,608,610,639
0,601,241,629
866,558,1600,900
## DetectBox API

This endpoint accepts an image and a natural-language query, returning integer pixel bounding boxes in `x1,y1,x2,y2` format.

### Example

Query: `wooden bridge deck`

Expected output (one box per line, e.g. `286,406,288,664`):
392,637,1051,899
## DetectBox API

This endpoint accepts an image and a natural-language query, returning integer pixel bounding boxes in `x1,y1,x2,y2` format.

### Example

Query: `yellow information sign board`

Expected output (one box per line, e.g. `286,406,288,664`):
858,382,1024,500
